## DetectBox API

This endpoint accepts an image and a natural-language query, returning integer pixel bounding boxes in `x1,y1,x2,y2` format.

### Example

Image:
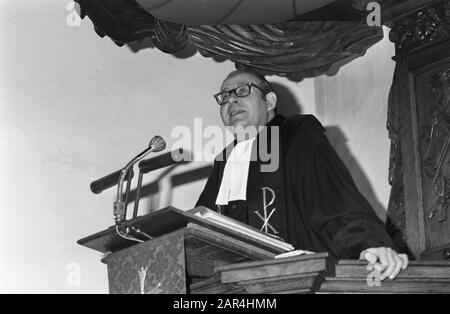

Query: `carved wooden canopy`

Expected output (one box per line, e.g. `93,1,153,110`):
74,0,430,80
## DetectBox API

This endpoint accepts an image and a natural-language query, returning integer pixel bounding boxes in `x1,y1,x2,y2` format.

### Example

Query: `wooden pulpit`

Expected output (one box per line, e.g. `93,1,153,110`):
78,206,295,294
79,206,450,294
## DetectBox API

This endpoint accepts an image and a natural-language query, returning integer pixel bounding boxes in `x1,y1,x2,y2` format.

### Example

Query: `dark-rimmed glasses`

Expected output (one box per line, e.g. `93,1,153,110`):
214,83,266,106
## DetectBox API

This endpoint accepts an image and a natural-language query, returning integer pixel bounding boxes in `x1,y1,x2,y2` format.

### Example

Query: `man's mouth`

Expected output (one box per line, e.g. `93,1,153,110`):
230,110,246,118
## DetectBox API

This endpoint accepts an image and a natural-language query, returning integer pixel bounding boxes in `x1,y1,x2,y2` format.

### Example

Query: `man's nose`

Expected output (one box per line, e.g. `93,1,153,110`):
228,91,240,104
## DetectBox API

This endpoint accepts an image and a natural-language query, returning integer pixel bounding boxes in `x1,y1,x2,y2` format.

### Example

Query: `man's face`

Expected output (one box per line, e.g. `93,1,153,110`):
219,73,269,128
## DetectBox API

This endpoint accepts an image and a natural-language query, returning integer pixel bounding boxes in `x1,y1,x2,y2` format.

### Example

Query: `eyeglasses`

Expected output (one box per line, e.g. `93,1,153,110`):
214,83,266,106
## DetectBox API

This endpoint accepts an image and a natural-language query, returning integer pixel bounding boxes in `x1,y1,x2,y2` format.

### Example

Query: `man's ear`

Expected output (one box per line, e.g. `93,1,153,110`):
266,91,277,112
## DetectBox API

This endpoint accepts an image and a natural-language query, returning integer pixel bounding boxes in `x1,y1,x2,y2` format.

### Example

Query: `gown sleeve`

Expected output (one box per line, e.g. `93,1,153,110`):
286,116,396,259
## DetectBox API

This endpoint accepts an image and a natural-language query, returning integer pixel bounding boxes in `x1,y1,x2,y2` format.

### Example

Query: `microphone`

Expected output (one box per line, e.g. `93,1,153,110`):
89,136,167,195
114,136,166,223
90,169,134,195
148,135,166,153
139,148,186,174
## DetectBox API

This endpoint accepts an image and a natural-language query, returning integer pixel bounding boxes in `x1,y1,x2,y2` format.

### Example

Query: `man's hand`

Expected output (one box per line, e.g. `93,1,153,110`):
359,247,408,280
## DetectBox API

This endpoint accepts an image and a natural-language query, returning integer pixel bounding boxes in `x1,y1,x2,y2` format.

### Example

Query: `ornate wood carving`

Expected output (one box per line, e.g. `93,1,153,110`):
423,69,450,223
386,65,409,254
75,0,384,79
389,0,450,54
75,0,187,52
387,0,450,259
188,22,381,79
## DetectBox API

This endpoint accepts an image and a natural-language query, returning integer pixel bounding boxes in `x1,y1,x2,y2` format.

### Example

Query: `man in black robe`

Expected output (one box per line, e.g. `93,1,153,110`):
196,70,408,280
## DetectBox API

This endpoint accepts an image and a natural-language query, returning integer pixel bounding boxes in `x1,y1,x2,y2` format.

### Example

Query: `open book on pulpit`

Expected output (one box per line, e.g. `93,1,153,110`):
187,206,294,252
78,206,294,254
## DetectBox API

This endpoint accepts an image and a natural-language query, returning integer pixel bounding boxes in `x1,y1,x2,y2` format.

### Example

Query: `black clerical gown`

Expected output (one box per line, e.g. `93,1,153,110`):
196,114,396,259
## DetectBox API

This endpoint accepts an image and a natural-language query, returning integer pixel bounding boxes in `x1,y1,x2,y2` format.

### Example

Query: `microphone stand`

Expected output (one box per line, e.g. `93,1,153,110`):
114,136,166,224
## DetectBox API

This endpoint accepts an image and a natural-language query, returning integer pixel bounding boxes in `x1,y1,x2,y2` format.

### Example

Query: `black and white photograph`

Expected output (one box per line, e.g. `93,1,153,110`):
1,0,449,295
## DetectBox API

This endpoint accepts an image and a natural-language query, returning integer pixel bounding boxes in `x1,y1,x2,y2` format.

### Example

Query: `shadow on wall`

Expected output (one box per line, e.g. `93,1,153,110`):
271,82,387,220
325,126,387,221
126,164,213,213
271,82,302,115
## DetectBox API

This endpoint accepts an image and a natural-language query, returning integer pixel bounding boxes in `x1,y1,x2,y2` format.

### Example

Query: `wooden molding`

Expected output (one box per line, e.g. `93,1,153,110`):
319,259,450,293
389,1,450,56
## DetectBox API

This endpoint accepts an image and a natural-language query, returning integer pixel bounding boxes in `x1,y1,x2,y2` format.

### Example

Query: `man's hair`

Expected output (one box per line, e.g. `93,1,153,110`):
224,70,273,97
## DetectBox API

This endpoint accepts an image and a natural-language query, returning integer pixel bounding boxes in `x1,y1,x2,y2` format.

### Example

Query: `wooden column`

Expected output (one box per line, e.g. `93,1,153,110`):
386,0,450,260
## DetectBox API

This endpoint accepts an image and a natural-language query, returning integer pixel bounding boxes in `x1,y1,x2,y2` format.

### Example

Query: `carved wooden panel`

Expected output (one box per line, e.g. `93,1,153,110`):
387,0,450,260
104,229,187,294
422,70,450,222
416,67,450,249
